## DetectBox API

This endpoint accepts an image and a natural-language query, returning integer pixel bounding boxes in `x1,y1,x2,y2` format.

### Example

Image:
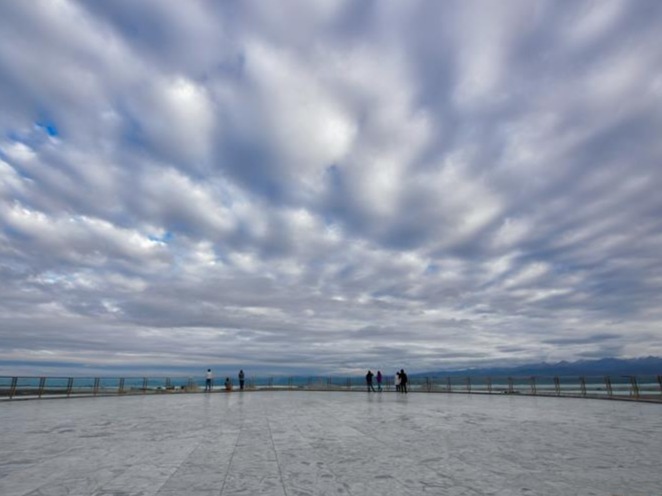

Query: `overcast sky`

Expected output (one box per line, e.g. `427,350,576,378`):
1,1,661,377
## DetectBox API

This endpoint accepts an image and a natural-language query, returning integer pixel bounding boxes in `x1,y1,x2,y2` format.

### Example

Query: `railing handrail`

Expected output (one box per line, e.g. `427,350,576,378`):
2,373,661,400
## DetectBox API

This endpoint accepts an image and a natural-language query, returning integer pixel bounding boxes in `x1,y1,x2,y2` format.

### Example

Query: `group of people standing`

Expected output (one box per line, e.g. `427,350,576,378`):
394,369,408,393
366,369,408,393
204,369,245,392
205,368,409,393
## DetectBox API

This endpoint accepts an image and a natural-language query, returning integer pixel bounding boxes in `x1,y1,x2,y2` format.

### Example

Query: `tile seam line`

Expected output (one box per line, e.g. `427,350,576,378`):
265,411,289,496
264,404,291,496
218,417,244,496
152,434,207,496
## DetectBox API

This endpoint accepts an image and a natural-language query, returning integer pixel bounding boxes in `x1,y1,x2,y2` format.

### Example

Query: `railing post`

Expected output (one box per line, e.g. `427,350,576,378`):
554,376,561,396
38,377,46,398
579,377,587,397
628,376,640,399
425,377,431,392
66,377,74,397
507,377,514,394
93,378,100,396
658,375,662,396
165,377,171,391
447,377,452,393
118,378,125,394
530,377,537,395
604,376,613,398
466,377,472,393
487,377,492,394
9,377,17,399
143,377,148,393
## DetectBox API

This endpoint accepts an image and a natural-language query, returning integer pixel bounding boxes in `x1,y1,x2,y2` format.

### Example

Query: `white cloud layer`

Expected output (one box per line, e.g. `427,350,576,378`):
1,0,661,375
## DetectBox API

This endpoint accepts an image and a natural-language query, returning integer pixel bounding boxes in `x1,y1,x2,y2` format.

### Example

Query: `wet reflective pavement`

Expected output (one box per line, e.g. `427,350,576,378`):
1,391,660,495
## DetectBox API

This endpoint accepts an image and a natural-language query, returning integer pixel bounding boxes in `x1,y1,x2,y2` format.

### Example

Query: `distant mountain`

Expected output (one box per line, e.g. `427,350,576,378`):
414,357,662,378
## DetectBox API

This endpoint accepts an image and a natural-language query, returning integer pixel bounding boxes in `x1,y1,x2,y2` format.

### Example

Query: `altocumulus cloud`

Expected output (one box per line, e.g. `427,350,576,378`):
1,0,661,376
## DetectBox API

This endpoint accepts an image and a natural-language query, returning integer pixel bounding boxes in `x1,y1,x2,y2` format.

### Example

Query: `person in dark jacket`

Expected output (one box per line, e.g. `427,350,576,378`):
238,370,245,390
366,370,376,392
399,369,408,394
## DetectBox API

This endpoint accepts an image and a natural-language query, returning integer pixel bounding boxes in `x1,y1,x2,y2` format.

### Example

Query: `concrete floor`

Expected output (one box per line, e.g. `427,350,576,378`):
1,391,660,495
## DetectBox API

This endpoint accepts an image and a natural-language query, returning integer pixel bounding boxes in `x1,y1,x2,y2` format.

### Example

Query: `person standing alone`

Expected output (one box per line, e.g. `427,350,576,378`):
238,369,245,390
376,370,383,392
205,369,213,392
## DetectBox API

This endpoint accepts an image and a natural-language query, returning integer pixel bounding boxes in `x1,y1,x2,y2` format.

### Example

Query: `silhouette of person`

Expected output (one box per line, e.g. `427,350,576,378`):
395,371,401,392
205,369,213,392
366,370,376,392
238,370,245,390
400,369,408,394
224,377,232,391
376,370,383,392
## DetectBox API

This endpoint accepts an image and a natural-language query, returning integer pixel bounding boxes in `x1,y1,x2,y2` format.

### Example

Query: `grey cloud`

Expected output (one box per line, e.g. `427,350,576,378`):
79,0,232,76
1,1,662,375
543,333,620,346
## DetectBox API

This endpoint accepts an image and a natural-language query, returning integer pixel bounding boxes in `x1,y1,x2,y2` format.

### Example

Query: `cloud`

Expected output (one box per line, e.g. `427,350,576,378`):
1,0,661,376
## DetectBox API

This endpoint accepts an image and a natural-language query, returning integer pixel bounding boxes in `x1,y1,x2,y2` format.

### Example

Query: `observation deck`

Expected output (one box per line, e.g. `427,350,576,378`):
1,390,660,495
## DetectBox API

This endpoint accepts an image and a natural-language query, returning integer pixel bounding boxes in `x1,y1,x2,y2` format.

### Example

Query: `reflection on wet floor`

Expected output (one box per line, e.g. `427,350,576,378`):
1,391,661,495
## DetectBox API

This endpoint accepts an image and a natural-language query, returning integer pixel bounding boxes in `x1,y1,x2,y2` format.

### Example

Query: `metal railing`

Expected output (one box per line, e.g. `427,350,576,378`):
1,374,661,402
